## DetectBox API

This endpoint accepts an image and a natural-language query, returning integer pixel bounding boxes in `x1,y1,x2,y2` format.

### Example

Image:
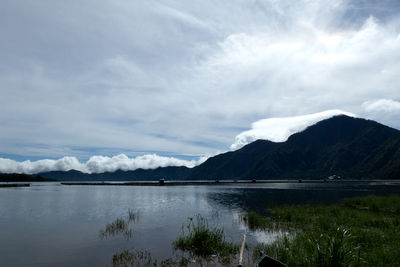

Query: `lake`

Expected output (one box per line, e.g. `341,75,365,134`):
1,181,400,266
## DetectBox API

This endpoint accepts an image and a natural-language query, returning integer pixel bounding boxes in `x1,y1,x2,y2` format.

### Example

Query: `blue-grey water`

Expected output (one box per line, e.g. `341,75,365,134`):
1,181,400,266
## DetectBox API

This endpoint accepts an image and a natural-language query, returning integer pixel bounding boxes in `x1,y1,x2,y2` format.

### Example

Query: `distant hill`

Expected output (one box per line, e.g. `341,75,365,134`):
189,115,400,180
39,166,191,181
0,173,57,182
38,115,400,181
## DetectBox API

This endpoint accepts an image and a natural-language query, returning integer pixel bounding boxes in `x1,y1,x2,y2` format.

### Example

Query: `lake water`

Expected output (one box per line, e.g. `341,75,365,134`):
1,181,400,266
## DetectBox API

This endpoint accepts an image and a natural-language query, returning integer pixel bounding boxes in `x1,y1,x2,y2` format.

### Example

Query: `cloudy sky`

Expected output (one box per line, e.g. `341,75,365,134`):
1,0,400,173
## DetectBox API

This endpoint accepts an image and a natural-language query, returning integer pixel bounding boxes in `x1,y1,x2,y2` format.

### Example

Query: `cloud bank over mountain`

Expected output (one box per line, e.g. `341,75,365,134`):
230,110,356,150
1,110,359,173
0,154,206,174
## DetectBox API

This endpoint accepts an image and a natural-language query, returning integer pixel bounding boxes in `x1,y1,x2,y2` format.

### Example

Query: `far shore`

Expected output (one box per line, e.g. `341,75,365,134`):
60,179,400,186
0,183,30,188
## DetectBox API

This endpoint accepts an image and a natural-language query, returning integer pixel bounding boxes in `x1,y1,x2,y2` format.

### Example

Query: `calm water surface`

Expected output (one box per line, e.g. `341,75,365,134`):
1,181,400,266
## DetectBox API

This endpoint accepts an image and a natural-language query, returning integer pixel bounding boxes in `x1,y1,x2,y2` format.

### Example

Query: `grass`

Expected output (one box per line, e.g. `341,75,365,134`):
112,249,193,267
250,195,400,266
100,210,139,240
113,249,155,267
254,227,362,267
128,209,138,222
173,214,239,265
241,212,270,231
111,214,239,266
108,195,400,266
343,194,400,214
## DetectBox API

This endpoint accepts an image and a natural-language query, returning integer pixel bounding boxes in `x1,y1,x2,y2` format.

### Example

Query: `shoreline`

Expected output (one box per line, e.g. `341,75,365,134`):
0,183,30,188
60,179,397,186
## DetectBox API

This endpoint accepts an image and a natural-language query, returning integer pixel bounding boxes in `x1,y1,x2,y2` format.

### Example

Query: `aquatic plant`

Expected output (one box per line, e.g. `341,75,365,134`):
128,209,138,222
173,214,239,265
109,196,400,266
241,212,270,231
100,218,133,239
100,210,139,240
112,249,203,267
112,249,157,267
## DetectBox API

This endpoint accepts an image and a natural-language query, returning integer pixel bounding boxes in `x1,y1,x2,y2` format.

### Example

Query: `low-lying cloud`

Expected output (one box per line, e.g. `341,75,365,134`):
230,110,356,150
0,154,207,174
362,99,400,113
361,99,400,129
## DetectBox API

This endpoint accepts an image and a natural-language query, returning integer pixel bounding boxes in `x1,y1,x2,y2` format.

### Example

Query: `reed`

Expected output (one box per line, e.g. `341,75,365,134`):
173,214,239,265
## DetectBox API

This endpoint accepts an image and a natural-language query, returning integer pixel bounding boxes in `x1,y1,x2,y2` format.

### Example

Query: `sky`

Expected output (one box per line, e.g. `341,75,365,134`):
1,0,400,173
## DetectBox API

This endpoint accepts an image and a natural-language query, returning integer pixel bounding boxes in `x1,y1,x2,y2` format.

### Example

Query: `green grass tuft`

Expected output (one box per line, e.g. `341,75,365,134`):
241,212,270,231
252,195,400,266
173,214,239,265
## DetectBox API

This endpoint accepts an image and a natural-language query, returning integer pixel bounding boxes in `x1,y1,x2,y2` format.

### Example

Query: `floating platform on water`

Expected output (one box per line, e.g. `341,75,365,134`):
0,183,30,188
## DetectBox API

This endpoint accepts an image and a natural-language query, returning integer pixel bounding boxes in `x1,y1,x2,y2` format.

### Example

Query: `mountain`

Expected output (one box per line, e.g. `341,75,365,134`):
0,173,57,182
38,115,400,181
188,115,400,180
39,166,191,181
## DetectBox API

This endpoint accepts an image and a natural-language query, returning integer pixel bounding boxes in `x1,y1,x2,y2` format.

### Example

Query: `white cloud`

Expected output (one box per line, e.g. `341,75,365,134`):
361,99,400,129
362,99,400,113
230,110,356,150
0,157,85,174
84,154,201,173
1,0,400,159
0,154,207,174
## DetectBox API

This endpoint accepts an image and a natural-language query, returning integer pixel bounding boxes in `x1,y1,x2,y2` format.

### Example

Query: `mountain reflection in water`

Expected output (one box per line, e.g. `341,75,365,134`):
206,181,400,214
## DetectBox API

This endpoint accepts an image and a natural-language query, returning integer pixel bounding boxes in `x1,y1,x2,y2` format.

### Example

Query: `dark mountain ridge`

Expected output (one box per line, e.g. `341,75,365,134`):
37,115,400,181
189,115,400,180
0,173,57,182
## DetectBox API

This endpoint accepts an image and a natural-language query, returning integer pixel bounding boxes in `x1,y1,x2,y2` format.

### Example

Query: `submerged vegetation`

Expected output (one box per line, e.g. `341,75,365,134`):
241,212,270,231
113,249,155,267
108,195,400,266
111,214,239,267
100,210,138,240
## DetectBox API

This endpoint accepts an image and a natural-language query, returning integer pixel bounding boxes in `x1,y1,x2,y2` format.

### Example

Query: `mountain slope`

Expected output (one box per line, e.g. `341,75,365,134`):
189,115,400,179
38,115,400,181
